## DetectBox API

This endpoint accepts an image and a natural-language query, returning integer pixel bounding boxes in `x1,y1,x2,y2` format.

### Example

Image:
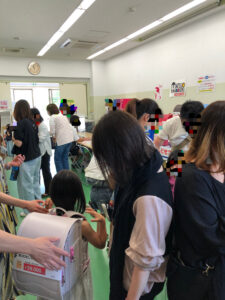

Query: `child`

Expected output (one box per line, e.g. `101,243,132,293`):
45,170,107,300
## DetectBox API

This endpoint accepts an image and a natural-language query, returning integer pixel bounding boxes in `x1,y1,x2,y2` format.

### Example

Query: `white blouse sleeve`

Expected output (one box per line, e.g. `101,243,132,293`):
73,127,79,141
49,116,56,137
125,195,173,271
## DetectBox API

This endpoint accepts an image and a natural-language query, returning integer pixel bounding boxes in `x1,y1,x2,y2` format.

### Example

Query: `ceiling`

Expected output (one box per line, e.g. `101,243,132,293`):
0,0,203,61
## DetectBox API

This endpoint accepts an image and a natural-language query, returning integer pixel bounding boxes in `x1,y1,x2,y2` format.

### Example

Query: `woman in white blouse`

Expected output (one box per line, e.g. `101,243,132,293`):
31,108,52,197
46,104,79,172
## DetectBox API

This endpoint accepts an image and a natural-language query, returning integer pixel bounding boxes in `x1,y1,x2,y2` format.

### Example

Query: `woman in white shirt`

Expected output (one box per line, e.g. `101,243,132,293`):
46,104,79,172
31,108,52,197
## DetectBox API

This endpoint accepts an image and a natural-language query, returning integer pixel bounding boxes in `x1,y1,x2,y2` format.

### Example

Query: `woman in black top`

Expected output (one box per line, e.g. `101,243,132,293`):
92,111,173,300
12,100,41,216
167,101,225,300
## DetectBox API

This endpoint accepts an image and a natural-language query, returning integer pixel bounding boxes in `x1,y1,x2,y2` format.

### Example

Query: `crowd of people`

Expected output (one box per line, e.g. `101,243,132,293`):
0,98,224,300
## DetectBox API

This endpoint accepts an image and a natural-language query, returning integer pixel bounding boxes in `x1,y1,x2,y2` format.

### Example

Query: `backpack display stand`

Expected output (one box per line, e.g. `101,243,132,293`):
13,212,83,300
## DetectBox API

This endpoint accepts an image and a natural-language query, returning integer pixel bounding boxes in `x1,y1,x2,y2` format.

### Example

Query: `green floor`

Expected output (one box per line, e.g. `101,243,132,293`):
6,166,168,300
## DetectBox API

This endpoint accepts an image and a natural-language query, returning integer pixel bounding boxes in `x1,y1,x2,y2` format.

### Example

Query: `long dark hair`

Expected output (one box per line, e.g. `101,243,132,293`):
92,111,154,185
30,108,43,123
125,98,162,120
49,170,86,213
13,99,31,121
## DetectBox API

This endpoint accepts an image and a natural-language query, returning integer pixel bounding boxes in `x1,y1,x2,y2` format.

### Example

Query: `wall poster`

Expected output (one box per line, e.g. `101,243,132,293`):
197,75,215,92
170,81,186,97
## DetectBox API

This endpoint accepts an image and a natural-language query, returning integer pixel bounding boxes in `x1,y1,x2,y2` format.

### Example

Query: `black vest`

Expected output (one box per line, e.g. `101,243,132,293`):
110,150,173,300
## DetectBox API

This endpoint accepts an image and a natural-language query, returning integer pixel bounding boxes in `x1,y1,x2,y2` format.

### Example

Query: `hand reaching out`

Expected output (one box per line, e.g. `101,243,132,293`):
85,207,105,223
26,200,48,214
31,237,69,270
45,198,53,209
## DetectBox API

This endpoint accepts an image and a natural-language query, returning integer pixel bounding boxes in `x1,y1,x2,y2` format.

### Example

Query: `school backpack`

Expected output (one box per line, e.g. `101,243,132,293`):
13,210,86,300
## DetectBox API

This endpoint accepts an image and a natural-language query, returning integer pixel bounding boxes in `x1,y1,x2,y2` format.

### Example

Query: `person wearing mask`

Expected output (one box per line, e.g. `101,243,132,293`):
125,98,162,142
167,101,225,300
154,100,204,152
31,108,52,198
92,111,173,300
46,104,80,172
12,100,41,217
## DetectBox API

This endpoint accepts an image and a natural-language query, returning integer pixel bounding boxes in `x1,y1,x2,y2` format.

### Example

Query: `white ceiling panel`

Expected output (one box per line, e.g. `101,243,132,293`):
0,0,218,60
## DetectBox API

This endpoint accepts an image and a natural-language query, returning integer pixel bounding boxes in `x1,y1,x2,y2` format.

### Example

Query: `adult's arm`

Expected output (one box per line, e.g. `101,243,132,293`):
154,135,165,150
49,116,56,137
12,138,22,148
0,192,48,213
125,195,173,299
126,266,150,300
0,230,68,269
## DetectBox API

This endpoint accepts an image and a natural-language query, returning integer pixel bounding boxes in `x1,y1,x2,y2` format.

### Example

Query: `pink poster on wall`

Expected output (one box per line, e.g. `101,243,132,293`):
0,100,8,109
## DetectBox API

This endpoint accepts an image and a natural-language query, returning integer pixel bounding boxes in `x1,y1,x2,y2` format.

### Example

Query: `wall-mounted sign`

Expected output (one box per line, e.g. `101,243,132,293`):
170,81,186,97
0,100,8,110
197,75,215,92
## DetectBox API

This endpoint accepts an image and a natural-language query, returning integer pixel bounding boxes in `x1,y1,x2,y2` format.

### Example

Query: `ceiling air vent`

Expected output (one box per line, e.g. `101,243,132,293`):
2,48,24,53
71,40,99,49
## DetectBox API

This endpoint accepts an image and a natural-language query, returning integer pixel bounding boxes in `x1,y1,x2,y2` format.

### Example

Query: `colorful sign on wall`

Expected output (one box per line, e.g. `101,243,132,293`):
105,98,132,111
197,75,215,92
170,81,186,97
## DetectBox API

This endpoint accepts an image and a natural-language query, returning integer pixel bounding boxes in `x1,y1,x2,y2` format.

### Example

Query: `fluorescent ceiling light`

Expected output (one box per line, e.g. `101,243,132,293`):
37,0,96,56
104,38,129,51
37,44,51,57
126,20,163,40
59,9,85,32
87,49,106,60
79,0,96,10
47,31,65,47
161,0,207,22
87,0,208,60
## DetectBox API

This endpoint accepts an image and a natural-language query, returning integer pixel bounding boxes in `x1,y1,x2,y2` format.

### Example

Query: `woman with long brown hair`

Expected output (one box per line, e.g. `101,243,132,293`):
12,99,41,216
167,101,225,300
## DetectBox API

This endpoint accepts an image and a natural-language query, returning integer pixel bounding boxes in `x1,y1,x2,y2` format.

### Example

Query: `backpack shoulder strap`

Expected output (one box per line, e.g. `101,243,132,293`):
172,135,192,152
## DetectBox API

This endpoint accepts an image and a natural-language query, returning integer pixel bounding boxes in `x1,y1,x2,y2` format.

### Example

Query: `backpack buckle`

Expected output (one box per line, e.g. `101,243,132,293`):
202,264,214,276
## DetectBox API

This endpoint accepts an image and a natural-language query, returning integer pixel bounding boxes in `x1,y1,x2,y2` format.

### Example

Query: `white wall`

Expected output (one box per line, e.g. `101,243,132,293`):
0,57,91,79
90,61,107,121
60,83,87,116
103,5,225,101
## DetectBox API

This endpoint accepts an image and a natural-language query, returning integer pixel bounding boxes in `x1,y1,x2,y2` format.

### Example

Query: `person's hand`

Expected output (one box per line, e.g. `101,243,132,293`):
9,154,25,167
85,207,105,223
26,200,48,213
45,198,53,209
30,237,69,270
52,137,56,144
